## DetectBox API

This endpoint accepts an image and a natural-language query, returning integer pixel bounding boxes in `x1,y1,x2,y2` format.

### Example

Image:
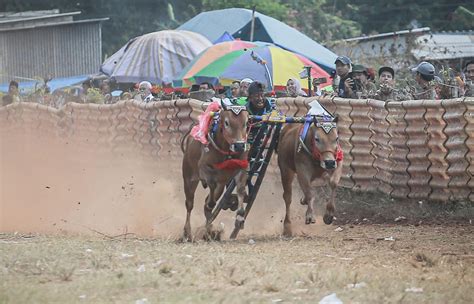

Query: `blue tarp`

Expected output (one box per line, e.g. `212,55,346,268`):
213,31,235,44
47,75,90,92
178,8,337,73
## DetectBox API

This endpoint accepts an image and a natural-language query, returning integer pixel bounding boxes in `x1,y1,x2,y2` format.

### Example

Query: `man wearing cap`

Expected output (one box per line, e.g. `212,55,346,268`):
348,64,376,98
410,61,438,100
372,66,399,101
230,81,275,145
334,56,352,98
239,78,253,97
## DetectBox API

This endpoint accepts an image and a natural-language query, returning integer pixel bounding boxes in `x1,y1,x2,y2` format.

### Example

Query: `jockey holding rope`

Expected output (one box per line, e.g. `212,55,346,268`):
231,81,276,145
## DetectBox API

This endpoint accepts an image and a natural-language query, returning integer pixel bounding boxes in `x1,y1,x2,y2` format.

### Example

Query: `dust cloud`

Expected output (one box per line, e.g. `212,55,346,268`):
0,127,330,239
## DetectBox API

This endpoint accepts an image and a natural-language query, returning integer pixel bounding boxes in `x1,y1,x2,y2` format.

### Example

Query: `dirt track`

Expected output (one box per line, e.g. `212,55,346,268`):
1,117,474,303
2,123,472,238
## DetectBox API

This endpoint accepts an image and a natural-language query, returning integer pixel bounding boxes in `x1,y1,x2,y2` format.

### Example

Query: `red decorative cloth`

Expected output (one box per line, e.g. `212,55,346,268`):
213,159,249,170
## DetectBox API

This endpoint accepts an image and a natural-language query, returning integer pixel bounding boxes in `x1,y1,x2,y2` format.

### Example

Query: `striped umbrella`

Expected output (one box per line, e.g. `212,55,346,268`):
173,42,331,90
101,30,211,84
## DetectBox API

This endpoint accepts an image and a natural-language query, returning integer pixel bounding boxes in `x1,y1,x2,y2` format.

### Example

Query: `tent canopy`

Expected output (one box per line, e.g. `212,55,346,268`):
100,30,211,84
178,8,337,73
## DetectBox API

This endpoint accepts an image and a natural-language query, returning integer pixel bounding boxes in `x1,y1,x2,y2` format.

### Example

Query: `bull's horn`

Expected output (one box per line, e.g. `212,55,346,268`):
220,99,227,110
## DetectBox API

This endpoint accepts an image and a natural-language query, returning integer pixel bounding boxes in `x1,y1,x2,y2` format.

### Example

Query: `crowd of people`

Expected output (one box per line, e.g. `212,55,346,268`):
329,57,474,101
2,58,474,108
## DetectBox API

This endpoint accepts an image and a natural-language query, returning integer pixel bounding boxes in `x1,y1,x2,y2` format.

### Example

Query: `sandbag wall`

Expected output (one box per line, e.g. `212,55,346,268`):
0,97,472,202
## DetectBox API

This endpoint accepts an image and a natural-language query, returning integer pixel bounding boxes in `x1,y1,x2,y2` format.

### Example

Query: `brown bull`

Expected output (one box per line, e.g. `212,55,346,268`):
277,115,343,237
181,103,249,241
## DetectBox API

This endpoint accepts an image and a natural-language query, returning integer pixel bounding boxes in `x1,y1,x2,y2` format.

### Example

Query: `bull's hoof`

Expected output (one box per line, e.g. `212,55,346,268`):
323,214,334,225
204,224,224,242
230,219,244,239
283,225,293,238
182,233,193,243
305,215,316,225
222,194,238,211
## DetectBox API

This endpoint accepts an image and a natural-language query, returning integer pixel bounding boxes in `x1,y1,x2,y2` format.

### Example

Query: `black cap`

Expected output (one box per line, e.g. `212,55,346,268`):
335,56,351,65
378,66,395,78
248,81,264,96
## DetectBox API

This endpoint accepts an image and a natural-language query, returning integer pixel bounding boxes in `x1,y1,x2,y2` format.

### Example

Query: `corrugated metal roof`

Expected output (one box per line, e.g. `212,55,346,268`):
0,17,109,32
344,27,431,42
413,33,474,60
0,11,80,24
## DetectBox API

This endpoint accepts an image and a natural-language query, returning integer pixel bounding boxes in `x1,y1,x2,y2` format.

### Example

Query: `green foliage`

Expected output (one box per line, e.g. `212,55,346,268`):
85,88,105,104
0,0,472,60
284,0,361,41
333,0,474,34
448,6,474,30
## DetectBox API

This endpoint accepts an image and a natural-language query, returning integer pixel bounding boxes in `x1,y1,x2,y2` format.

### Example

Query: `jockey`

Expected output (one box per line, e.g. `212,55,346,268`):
232,81,276,153
232,81,274,115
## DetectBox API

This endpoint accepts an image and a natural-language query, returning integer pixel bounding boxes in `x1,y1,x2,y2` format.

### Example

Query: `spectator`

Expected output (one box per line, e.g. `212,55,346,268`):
286,78,307,97
100,80,111,95
10,80,20,102
137,81,154,102
82,80,92,94
8,80,19,96
329,70,339,96
410,61,437,100
2,80,20,106
373,66,397,101
312,77,326,96
199,82,214,91
464,60,474,82
230,81,240,98
348,64,377,98
366,67,376,83
239,78,253,97
189,84,200,93
334,56,352,98
463,60,474,97
121,92,133,100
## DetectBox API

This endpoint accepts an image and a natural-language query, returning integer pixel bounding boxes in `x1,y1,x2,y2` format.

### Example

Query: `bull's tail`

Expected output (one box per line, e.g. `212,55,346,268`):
180,127,193,154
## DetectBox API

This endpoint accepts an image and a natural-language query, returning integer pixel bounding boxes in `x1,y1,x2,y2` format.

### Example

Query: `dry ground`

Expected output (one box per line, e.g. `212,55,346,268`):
2,118,474,303
1,224,473,304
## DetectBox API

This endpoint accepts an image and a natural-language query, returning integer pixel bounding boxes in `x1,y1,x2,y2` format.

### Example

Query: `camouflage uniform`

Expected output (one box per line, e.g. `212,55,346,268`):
410,82,437,100
361,81,377,99
371,84,410,101
349,81,377,99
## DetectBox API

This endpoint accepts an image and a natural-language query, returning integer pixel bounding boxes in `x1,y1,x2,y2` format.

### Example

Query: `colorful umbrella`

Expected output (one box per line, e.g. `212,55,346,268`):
101,30,211,84
173,42,331,90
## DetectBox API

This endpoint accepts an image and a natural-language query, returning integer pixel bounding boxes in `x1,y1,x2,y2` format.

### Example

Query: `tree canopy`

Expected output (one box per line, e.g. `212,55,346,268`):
1,0,472,58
